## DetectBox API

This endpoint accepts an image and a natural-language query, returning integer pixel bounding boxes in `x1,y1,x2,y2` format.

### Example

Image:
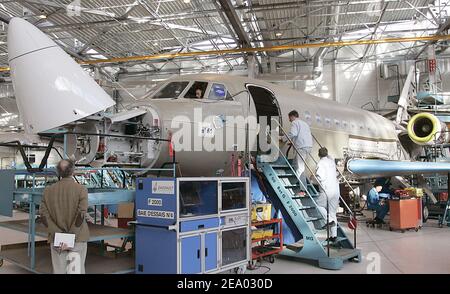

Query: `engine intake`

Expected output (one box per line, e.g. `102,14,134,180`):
407,113,448,145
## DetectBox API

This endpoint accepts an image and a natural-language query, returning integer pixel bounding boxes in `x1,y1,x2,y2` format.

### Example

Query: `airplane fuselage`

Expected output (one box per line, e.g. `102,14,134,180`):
126,74,408,176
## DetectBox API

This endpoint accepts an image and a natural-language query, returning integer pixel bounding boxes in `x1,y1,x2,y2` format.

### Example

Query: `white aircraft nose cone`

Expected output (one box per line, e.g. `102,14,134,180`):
7,17,56,61
8,17,115,134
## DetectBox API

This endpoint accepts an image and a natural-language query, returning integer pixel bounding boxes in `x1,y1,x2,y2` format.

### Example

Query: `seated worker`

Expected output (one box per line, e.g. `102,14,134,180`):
376,177,392,199
367,183,390,224
195,88,203,99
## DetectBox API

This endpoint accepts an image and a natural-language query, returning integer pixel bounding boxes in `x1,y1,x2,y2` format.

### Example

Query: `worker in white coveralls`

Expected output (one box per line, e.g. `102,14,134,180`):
313,147,340,243
282,110,312,185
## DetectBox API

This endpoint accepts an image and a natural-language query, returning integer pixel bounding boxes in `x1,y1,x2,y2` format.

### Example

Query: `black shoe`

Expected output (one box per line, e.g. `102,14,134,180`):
374,218,385,224
325,237,337,243
321,221,335,230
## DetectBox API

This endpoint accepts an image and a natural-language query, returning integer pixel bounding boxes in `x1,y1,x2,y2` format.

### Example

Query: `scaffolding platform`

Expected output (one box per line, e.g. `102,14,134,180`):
0,220,134,242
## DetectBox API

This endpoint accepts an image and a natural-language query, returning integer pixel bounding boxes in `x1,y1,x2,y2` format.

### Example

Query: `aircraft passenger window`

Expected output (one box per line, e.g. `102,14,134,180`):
316,114,321,124
152,81,189,99
208,83,232,100
334,119,340,128
304,111,312,123
185,81,208,99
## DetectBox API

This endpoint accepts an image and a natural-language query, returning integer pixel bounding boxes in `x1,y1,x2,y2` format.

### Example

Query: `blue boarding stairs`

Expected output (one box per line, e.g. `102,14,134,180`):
254,120,361,270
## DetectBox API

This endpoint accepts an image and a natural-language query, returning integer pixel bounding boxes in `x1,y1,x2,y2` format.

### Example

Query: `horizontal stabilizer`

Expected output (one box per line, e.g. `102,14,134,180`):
347,159,450,177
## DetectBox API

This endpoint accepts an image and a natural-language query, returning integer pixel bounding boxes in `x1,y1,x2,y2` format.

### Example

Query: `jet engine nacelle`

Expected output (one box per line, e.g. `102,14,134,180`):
407,112,449,145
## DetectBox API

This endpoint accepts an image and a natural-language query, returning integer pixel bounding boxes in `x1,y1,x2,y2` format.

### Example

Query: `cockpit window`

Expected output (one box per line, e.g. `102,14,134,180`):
184,81,208,99
152,81,189,99
208,83,232,100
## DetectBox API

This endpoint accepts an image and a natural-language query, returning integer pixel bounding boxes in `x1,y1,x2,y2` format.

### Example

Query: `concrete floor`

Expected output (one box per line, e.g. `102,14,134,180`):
1,210,450,274
247,219,450,274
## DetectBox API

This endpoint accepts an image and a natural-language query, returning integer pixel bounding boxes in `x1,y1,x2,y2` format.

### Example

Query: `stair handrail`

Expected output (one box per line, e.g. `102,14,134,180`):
311,134,359,219
291,137,361,216
272,118,357,249
271,138,328,220
286,130,359,219
266,138,331,256
272,120,333,254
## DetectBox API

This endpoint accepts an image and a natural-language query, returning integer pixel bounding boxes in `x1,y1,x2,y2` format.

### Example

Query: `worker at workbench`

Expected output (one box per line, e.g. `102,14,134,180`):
368,182,390,224
39,159,89,274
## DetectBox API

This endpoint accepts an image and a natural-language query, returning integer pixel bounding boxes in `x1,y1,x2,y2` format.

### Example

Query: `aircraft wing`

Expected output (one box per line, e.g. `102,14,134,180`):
347,159,450,177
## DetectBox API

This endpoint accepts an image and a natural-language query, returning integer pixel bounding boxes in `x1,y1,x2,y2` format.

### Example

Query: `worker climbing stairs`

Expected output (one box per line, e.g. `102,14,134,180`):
257,155,361,270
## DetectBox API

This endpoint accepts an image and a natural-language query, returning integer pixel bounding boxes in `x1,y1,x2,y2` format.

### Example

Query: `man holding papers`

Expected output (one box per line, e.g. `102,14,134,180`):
39,159,89,274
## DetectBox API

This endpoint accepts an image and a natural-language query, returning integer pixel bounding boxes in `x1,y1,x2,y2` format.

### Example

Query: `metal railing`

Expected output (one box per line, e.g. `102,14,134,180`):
272,119,358,253
287,133,360,221
311,135,361,220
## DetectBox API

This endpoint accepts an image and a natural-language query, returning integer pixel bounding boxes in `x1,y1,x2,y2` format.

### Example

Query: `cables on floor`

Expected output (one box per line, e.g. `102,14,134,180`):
247,259,272,274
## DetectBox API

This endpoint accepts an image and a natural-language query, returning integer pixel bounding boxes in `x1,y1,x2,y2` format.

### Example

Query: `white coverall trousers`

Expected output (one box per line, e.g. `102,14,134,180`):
293,147,312,186
50,242,87,274
316,192,339,238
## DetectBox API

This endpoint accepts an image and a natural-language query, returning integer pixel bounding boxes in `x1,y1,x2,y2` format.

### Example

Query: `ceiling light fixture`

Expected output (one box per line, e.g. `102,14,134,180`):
38,15,47,19
183,0,191,3
275,32,283,37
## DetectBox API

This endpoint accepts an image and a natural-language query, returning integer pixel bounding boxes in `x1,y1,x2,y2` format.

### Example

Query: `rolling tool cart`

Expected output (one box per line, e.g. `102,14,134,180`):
249,218,283,268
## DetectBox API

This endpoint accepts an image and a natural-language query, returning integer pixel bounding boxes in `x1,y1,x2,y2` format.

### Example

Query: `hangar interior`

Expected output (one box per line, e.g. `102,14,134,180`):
1,0,450,274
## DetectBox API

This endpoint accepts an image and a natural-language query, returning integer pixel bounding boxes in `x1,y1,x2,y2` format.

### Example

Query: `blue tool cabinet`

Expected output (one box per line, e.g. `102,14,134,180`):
135,177,250,274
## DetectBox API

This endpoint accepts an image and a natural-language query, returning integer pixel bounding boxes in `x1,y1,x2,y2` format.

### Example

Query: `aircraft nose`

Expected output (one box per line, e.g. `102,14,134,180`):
7,17,56,62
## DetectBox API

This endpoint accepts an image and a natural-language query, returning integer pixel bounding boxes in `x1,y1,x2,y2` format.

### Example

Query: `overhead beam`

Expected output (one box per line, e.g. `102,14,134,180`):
216,0,251,48
361,1,388,59
73,34,450,66
415,17,450,59
16,0,116,18
3,34,450,71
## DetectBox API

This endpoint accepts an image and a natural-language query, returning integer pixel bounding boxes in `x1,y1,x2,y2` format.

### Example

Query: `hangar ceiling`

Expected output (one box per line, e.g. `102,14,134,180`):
1,0,450,129
1,0,449,71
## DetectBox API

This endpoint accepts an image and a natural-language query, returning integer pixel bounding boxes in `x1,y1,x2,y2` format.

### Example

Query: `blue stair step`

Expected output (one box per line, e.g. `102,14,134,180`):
277,174,296,177
305,217,322,222
291,196,307,200
320,237,347,246
292,193,318,198
272,165,289,168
